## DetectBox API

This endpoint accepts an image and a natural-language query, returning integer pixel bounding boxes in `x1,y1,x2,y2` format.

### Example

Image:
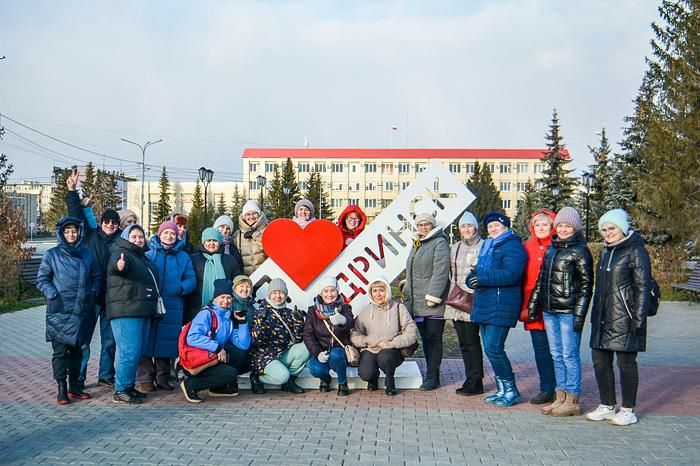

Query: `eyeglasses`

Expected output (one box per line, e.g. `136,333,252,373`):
103,220,119,226
347,216,360,222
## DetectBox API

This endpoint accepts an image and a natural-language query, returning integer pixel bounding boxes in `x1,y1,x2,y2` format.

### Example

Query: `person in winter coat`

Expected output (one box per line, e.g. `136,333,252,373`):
213,214,244,269
233,200,268,275
528,207,594,417
403,212,450,391
445,211,485,396
292,199,317,228
250,278,310,394
179,279,251,403
186,227,243,323
37,217,101,404
65,169,121,390
106,224,160,404
337,204,367,249
520,209,557,405
303,276,355,396
351,277,418,396
586,209,652,426
171,213,195,255
118,209,138,230
136,221,196,392
467,211,527,407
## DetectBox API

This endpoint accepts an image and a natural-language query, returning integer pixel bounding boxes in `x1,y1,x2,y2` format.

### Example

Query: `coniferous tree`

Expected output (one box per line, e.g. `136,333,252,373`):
274,158,302,219
305,170,333,220
466,162,502,232
189,181,205,246
82,162,96,200
152,166,171,231
535,109,577,212
266,166,284,220
584,128,611,241
45,169,70,231
512,179,537,238
216,193,227,217
230,185,244,221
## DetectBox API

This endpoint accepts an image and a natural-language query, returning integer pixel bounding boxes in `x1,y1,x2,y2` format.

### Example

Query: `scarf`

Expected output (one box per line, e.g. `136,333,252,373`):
232,292,255,325
221,234,233,255
293,216,316,229
314,295,343,319
201,252,226,306
477,229,513,273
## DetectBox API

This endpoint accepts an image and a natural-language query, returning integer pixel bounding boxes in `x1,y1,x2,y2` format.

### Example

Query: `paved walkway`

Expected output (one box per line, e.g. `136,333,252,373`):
1,302,699,465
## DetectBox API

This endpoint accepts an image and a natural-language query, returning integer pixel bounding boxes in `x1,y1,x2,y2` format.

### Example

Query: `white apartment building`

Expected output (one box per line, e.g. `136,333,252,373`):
242,148,566,219
7,181,54,231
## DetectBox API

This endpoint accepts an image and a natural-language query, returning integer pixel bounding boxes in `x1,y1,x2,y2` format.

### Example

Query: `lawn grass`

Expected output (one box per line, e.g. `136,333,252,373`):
0,299,42,314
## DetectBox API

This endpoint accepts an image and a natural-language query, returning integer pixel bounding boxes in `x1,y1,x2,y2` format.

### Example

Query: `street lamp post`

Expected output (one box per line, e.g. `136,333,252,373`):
121,138,162,227
581,172,597,241
199,167,214,226
283,186,291,217
256,175,266,214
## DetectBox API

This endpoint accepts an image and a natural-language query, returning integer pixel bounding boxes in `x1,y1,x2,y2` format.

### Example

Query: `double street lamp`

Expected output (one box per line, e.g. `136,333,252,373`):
256,175,266,212
121,138,162,226
283,186,291,217
199,167,214,225
581,172,598,241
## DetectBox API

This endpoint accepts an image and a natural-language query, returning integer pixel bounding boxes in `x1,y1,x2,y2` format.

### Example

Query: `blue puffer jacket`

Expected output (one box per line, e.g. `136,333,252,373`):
187,303,251,352
470,231,527,328
36,217,101,346
142,236,196,357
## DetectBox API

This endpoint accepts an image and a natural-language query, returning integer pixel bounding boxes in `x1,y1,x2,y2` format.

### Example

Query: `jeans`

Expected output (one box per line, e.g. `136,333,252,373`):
308,347,348,384
357,349,404,389
189,344,250,393
529,329,556,393
543,313,582,395
592,349,639,408
480,324,513,380
51,341,82,382
79,304,116,382
259,343,310,385
453,321,484,383
111,317,148,392
416,318,445,382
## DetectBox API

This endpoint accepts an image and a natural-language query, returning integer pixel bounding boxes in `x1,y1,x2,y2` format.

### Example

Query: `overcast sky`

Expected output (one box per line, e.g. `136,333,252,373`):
1,0,660,184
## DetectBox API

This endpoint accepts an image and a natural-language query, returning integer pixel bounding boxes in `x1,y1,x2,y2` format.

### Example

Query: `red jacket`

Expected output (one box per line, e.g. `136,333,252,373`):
520,209,556,331
337,205,367,249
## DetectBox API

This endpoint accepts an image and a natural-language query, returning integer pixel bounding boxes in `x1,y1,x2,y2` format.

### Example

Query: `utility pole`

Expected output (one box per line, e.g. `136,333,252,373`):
121,138,162,228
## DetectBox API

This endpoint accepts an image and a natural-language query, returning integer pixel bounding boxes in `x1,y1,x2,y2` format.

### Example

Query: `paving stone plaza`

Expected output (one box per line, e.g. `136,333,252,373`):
1,302,699,465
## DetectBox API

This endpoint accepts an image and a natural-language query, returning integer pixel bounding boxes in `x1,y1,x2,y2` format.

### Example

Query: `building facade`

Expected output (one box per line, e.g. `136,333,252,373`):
7,181,53,232
242,148,567,219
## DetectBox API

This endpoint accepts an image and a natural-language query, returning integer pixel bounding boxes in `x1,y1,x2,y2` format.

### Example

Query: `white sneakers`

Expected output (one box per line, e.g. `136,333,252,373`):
586,404,638,425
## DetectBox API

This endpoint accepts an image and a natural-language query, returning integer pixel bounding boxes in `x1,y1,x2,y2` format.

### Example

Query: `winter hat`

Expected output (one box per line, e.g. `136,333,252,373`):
598,208,630,234
268,278,288,298
172,213,189,226
458,211,479,229
201,227,223,244
317,275,338,293
233,275,253,290
120,223,144,241
213,214,234,232
101,209,120,225
482,211,510,229
294,199,315,216
118,209,138,230
554,206,582,232
415,212,437,227
212,279,233,299
157,220,179,237
242,200,261,216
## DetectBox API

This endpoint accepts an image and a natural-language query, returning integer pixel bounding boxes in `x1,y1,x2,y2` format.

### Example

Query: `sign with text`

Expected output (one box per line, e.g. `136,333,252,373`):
250,161,475,314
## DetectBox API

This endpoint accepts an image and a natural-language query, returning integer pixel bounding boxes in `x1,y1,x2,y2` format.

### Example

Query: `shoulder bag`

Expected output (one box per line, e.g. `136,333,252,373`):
445,242,474,314
145,263,166,316
322,319,360,367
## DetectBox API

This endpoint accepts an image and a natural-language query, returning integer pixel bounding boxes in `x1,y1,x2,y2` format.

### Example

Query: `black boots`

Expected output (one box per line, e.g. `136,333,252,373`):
68,378,91,400
56,380,70,405
337,383,350,396
455,378,484,396
280,375,305,394
250,374,266,394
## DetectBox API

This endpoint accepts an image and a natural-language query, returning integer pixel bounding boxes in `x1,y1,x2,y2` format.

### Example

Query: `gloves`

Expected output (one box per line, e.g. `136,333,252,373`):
527,308,539,323
317,351,329,363
573,319,585,333
328,312,347,326
466,272,478,289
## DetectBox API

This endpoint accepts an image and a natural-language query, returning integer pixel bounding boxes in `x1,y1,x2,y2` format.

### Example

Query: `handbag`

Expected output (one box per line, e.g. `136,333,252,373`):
145,265,166,316
445,242,474,314
178,309,219,375
400,341,419,359
322,320,360,367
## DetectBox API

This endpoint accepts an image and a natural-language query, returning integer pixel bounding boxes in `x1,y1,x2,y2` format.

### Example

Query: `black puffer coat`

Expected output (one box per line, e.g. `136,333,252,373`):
528,232,594,323
105,237,160,320
590,231,651,352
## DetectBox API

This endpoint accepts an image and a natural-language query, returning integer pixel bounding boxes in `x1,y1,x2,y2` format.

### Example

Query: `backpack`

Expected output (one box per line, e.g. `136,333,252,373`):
178,309,219,375
648,277,661,317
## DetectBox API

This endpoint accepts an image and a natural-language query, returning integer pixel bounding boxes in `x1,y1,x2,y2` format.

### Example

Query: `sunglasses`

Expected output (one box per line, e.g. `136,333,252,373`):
102,220,119,226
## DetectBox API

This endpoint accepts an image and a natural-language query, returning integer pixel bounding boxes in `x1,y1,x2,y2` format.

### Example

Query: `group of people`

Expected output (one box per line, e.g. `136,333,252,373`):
402,206,652,426
37,170,652,426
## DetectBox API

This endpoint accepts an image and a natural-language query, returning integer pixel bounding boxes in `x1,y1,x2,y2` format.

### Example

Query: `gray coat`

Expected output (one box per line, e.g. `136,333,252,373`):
403,228,451,318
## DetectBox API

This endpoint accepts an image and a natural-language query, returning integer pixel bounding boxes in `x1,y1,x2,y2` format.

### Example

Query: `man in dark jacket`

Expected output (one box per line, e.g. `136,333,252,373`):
66,169,121,389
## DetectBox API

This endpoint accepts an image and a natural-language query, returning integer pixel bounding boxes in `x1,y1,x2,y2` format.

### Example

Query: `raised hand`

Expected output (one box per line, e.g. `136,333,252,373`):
117,253,126,271
66,169,80,191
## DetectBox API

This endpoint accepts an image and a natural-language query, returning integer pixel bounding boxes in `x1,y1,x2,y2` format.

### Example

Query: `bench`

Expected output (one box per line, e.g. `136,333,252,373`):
18,257,42,299
672,262,700,305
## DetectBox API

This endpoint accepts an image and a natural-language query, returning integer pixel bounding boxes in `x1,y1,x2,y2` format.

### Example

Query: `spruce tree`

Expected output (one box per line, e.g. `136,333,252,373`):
82,162,96,200
305,170,333,220
189,181,205,246
535,109,577,212
512,179,537,238
466,162,503,232
46,169,70,231
279,158,302,218
584,128,611,241
266,166,284,220
216,193,227,217
230,185,244,221
152,166,172,231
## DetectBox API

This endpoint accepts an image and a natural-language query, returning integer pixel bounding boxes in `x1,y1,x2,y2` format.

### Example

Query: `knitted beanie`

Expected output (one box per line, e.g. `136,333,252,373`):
483,211,510,228
242,200,261,216
317,275,338,292
118,209,138,230
201,227,223,244
415,212,437,227
213,215,234,232
212,279,233,299
233,275,253,290
294,199,315,216
458,211,478,229
554,206,582,232
101,209,120,225
157,220,178,237
598,209,630,234
268,278,288,298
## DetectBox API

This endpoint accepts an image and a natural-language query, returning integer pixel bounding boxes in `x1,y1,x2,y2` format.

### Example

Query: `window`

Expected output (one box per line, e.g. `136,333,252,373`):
466,163,475,174
401,181,410,190
265,162,277,173
534,163,544,174
381,199,391,208
449,163,461,174
500,163,511,174
364,199,377,208
248,181,257,190
502,199,511,209
516,182,528,191
517,163,528,174
351,164,357,173
332,182,343,191
248,162,259,172
536,181,544,189
355,183,360,191
332,163,343,173
384,181,393,191
365,163,377,173
382,163,393,174
332,199,343,208
366,183,375,191
398,163,410,174
298,163,310,173
415,164,426,173
315,163,326,173
487,163,495,173
299,181,308,191
499,182,511,192
348,198,359,206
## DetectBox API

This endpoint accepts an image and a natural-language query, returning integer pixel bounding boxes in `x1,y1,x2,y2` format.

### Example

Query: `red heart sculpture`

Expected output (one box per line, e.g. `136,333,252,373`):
262,219,344,290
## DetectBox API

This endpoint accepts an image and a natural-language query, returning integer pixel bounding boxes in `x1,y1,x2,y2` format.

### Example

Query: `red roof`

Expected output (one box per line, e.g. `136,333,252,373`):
242,148,569,160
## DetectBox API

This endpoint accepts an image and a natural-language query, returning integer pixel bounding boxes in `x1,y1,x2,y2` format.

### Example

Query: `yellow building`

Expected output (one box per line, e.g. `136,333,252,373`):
243,148,566,219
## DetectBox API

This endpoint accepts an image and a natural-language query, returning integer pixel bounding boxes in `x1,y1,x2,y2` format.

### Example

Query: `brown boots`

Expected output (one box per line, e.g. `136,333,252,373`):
549,391,581,417
541,390,565,415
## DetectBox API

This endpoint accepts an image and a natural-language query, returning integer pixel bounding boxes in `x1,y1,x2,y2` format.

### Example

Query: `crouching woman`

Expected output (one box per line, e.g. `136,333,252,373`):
179,279,251,403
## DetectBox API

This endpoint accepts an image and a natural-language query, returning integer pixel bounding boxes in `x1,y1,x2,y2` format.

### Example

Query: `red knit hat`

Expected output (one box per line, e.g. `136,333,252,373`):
157,220,179,237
